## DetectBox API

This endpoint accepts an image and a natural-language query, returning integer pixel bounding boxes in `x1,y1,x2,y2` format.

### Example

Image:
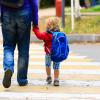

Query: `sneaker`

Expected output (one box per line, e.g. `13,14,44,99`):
46,76,52,84
3,69,12,88
18,81,28,86
53,80,59,86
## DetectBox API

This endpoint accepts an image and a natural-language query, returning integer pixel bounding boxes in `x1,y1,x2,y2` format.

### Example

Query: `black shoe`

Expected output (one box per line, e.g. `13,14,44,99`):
3,69,12,88
53,80,59,86
18,81,28,86
46,76,52,84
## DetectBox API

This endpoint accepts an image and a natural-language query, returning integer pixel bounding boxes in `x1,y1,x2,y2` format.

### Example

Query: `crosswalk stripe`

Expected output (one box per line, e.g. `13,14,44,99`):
1,74,100,80
23,69,100,74
29,62,100,66
1,79,100,87
1,69,100,75
1,74,100,81
0,92,100,99
0,61,100,66
0,54,87,59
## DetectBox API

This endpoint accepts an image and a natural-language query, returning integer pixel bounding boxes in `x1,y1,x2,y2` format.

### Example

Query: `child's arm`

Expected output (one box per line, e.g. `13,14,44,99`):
33,26,45,40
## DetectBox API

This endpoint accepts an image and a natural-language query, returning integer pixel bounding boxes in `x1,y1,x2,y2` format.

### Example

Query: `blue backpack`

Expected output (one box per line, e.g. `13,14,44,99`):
51,32,69,62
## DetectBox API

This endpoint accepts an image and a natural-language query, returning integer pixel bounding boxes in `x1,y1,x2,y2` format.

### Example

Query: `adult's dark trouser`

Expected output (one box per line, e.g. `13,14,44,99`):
2,9,31,85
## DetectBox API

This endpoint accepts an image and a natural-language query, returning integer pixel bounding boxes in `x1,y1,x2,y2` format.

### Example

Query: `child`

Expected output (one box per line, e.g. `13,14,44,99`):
33,17,60,86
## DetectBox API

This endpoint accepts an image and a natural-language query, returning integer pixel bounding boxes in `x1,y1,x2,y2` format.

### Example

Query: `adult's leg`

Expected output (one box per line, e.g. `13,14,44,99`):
16,10,31,86
2,11,17,88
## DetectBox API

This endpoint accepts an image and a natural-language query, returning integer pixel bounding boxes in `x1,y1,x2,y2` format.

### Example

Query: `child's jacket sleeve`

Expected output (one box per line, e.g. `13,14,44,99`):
33,26,46,40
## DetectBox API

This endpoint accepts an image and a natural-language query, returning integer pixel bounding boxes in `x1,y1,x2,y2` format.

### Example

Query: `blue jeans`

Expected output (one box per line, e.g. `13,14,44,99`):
2,9,31,85
45,54,60,70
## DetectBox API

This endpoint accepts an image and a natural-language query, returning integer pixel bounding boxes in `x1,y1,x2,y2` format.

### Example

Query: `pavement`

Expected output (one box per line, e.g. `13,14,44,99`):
39,8,56,18
0,43,100,99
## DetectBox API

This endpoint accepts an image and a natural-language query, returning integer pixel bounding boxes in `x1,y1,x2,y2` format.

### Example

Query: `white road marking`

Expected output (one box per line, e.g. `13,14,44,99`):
1,79,100,87
1,69,100,75
0,61,100,66
0,55,87,59
0,92,100,100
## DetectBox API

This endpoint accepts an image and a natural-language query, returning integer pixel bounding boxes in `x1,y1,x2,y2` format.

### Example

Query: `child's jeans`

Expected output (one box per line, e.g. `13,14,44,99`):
45,54,60,70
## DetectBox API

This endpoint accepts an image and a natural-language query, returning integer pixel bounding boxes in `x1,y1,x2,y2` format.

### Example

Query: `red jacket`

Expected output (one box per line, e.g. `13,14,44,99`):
33,27,52,54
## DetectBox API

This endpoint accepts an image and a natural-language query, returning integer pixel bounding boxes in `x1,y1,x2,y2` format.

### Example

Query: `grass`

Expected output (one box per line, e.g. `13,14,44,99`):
64,16,100,34
39,16,100,34
81,5,100,12
65,6,100,13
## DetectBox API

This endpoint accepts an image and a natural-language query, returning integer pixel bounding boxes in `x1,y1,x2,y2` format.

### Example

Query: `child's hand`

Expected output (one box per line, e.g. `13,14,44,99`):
33,25,39,30
32,25,39,33
33,25,39,29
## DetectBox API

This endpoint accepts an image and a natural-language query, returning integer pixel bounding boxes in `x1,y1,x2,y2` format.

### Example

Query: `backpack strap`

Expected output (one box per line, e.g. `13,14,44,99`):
45,46,51,54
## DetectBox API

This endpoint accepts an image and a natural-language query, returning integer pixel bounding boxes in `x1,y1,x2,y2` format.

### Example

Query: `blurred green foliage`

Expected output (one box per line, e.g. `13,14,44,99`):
39,0,100,8
39,0,71,8
39,0,55,8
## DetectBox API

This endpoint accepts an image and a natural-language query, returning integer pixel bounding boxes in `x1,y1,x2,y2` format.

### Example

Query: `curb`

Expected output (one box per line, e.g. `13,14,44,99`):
67,34,100,43
30,34,100,43
0,27,100,43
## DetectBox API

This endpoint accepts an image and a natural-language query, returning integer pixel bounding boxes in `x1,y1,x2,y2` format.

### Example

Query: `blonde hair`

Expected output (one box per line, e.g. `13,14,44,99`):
46,17,60,31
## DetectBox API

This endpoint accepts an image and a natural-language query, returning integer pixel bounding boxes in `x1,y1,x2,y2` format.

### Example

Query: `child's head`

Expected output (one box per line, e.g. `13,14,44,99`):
46,17,60,31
